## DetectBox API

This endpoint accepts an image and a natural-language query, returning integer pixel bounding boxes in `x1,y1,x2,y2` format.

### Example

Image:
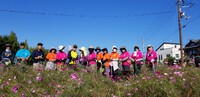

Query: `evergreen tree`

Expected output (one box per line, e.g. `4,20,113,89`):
24,39,29,49
8,31,19,54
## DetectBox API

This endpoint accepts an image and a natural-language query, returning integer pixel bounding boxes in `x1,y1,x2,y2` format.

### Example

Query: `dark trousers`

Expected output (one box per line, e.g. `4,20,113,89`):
134,63,141,75
97,62,102,72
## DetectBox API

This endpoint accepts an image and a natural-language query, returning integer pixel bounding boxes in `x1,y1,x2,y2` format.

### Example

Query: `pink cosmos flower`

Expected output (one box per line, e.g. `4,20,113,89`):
71,73,77,80
28,80,32,84
127,93,131,96
147,76,151,80
12,85,18,93
169,76,174,80
82,69,87,73
117,76,121,80
60,68,65,72
155,71,160,75
6,81,9,85
142,77,146,80
134,87,139,92
174,71,183,77
173,65,181,69
129,75,134,79
172,79,176,83
36,77,42,81
157,75,162,79
56,90,62,94
56,84,61,88
112,94,117,97
37,68,43,71
21,93,26,97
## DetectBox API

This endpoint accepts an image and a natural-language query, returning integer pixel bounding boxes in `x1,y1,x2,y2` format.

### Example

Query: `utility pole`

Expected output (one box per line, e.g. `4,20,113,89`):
177,0,184,66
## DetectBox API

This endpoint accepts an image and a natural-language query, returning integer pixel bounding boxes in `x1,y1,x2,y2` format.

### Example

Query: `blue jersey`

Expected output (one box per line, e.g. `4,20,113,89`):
16,49,31,59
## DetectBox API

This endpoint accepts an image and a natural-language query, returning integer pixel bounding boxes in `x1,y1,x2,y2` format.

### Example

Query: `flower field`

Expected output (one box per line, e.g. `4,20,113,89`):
0,65,200,97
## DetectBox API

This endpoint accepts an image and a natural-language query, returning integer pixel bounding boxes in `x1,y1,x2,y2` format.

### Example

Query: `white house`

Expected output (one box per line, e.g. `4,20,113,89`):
156,42,181,63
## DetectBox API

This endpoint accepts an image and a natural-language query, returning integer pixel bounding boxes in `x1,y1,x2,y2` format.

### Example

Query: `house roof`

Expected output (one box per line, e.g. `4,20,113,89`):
156,42,180,51
184,39,200,49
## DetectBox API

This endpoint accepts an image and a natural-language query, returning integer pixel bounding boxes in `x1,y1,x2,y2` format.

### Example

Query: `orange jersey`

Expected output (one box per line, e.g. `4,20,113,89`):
103,53,110,67
46,53,57,61
110,52,119,60
96,52,103,61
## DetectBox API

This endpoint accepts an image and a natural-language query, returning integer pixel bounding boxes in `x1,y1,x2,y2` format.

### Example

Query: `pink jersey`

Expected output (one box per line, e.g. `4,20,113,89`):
119,51,131,66
131,51,143,61
88,52,96,65
146,51,157,62
56,51,67,64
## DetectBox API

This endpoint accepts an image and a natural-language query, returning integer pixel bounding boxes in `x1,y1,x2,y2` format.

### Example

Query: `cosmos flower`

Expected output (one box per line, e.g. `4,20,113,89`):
36,77,42,81
56,84,61,88
174,71,183,77
71,73,77,80
28,80,32,84
37,68,43,71
12,85,18,93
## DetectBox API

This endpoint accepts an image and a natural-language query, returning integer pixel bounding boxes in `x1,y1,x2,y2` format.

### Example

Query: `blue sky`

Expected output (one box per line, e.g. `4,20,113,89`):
0,0,200,52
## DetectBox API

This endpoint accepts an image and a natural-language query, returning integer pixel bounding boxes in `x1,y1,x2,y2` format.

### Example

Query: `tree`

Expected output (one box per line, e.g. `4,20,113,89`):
8,31,19,54
166,56,176,66
24,39,29,49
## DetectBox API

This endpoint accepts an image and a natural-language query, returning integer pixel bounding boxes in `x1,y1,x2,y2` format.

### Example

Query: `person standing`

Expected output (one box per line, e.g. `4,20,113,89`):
79,47,88,67
146,45,157,74
45,47,57,70
131,46,143,75
110,46,119,79
87,46,96,72
31,43,45,70
102,48,110,77
68,44,78,70
119,46,131,80
95,47,103,73
56,45,67,70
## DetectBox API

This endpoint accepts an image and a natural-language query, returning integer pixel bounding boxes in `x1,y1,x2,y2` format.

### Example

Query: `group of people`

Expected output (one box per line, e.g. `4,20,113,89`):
0,42,158,80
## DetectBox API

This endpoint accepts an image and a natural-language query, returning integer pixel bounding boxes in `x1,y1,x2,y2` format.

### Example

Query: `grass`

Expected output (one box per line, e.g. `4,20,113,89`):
0,64,200,97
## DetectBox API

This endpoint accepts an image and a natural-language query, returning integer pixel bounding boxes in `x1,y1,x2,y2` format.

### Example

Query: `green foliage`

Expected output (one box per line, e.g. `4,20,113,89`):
0,32,49,62
0,66,200,97
0,32,19,54
24,39,29,49
8,31,19,54
166,56,176,65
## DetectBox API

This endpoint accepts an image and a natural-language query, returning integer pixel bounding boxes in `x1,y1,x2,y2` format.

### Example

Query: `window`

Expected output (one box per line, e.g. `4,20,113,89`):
161,55,163,60
166,54,170,57
176,54,179,58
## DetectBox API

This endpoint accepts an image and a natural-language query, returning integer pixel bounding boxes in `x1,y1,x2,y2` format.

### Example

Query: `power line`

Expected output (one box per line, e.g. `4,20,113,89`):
155,14,200,48
183,14,200,28
140,0,176,42
0,9,175,18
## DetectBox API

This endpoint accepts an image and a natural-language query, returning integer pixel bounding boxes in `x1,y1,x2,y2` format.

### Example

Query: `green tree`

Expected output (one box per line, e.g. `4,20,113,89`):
24,39,29,49
0,35,9,53
166,56,176,66
8,31,19,54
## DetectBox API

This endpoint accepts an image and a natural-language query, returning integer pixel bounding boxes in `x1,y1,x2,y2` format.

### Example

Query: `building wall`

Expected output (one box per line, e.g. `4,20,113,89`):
157,44,180,63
